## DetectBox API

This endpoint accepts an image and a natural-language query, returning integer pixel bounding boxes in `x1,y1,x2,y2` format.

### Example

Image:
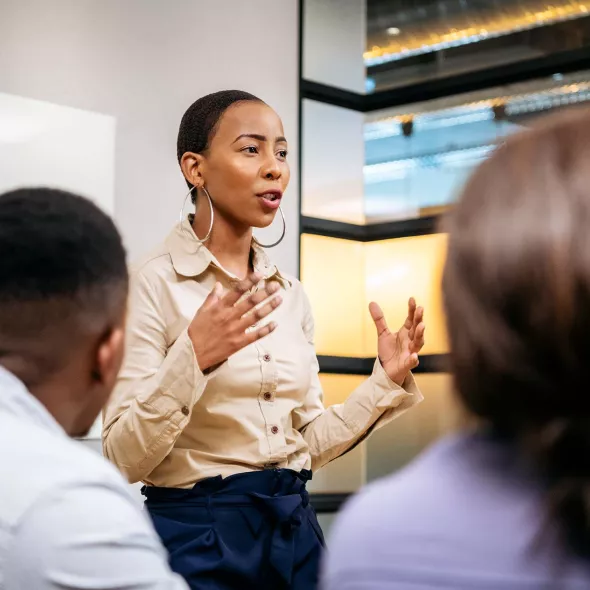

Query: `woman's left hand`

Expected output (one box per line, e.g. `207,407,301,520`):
369,298,425,386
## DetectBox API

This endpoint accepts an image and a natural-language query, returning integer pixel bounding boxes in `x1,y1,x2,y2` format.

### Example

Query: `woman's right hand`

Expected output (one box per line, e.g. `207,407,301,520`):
188,272,282,372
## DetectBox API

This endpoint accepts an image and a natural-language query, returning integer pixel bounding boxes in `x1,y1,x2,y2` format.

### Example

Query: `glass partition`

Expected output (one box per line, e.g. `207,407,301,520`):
302,69,590,224
303,0,590,94
298,0,590,519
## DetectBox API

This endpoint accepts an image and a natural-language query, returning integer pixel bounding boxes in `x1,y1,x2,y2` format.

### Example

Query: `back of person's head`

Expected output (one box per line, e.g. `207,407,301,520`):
0,187,128,437
443,107,590,560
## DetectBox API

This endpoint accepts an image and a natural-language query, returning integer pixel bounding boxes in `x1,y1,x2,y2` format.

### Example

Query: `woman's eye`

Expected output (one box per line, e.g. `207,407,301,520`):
277,150,288,159
243,146,258,154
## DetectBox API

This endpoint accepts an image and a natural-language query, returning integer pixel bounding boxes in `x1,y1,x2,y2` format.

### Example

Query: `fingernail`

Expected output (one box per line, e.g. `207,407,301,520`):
269,321,277,330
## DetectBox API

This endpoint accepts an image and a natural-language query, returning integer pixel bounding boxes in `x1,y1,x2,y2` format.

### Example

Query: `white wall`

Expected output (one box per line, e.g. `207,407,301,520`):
0,0,299,276
0,0,299,464
0,93,116,213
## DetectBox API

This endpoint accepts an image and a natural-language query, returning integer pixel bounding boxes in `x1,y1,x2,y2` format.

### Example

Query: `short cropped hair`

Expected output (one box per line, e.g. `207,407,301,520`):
0,188,128,383
177,90,263,202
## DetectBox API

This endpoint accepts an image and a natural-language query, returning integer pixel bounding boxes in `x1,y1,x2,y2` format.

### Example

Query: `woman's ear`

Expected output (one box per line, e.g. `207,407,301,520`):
180,152,205,189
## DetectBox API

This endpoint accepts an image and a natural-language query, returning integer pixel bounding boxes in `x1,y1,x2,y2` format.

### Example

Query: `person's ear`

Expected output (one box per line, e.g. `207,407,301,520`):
180,152,206,190
93,326,125,394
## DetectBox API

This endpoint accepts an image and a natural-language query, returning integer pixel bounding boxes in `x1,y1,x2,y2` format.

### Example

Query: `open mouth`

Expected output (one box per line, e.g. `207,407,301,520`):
257,191,282,209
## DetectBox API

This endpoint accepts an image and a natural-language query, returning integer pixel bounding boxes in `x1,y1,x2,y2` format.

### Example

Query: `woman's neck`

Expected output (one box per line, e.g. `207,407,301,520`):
192,200,253,279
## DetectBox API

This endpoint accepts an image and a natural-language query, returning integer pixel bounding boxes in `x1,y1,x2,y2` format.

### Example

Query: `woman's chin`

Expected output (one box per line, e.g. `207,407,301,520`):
249,211,277,229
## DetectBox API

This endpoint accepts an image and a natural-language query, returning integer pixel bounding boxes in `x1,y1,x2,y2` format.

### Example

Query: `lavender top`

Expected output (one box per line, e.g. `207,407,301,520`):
322,432,590,589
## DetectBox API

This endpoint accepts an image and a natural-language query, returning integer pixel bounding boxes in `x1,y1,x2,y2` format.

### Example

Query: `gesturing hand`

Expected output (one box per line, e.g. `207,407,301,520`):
188,273,282,373
369,298,425,386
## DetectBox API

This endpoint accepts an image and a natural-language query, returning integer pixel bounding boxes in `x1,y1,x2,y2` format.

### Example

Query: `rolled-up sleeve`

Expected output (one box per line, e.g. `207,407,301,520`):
293,291,423,472
102,269,214,483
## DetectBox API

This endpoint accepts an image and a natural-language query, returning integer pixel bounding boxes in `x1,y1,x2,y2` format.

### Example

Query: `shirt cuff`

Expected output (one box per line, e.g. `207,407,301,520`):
370,358,423,411
361,358,424,437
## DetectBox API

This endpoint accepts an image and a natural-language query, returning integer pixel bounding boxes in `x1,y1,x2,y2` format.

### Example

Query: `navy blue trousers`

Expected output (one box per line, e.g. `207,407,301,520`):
143,469,325,590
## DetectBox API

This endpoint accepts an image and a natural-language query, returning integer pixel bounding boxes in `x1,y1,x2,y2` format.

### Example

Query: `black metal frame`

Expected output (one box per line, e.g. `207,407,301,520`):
318,354,449,376
309,493,351,514
302,46,590,113
296,0,304,276
301,215,441,242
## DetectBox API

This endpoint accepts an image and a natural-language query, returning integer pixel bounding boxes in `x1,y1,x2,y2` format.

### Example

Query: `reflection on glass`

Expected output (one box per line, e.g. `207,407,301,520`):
366,0,590,91
363,70,590,222
303,0,590,93
302,68,590,225
302,99,366,224
303,0,367,93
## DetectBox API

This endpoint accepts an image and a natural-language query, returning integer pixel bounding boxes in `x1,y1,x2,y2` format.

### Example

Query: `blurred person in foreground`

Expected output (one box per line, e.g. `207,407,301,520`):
322,108,590,589
0,188,188,589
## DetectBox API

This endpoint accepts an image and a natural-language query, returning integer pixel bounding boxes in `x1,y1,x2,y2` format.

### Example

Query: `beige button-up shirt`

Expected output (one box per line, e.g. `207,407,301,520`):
102,219,423,488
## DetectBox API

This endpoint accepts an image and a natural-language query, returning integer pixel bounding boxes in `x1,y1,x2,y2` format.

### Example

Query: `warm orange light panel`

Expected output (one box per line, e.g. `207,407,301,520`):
366,372,459,480
316,373,460,490
364,234,448,356
319,373,458,430
301,232,448,357
300,234,367,356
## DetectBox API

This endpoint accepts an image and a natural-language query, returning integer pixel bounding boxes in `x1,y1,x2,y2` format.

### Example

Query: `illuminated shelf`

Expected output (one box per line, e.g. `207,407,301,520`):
301,233,448,358
364,1,590,67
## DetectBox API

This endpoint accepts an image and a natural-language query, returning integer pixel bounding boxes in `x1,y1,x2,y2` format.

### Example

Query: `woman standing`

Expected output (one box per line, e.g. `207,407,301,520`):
103,90,425,590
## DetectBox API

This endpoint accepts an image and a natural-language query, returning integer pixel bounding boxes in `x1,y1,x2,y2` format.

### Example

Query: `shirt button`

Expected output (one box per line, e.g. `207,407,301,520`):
263,392,273,401
181,406,190,416
270,425,279,435
263,354,271,362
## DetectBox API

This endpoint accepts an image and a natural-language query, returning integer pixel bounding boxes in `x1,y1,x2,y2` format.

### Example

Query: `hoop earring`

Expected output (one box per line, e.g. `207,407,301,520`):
253,205,286,248
178,186,214,243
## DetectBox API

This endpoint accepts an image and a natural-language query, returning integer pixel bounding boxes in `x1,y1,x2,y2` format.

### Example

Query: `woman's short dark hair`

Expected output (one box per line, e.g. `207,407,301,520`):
442,106,590,560
177,90,263,203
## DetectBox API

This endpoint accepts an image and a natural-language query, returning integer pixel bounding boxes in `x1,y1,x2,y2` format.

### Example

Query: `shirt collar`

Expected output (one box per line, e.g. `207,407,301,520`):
0,366,66,436
165,217,290,287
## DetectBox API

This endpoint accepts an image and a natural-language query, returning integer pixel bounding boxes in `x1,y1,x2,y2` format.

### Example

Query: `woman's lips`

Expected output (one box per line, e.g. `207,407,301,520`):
257,191,282,210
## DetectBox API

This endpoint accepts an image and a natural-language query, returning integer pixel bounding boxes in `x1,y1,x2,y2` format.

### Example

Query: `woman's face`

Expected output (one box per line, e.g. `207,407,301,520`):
192,101,290,229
